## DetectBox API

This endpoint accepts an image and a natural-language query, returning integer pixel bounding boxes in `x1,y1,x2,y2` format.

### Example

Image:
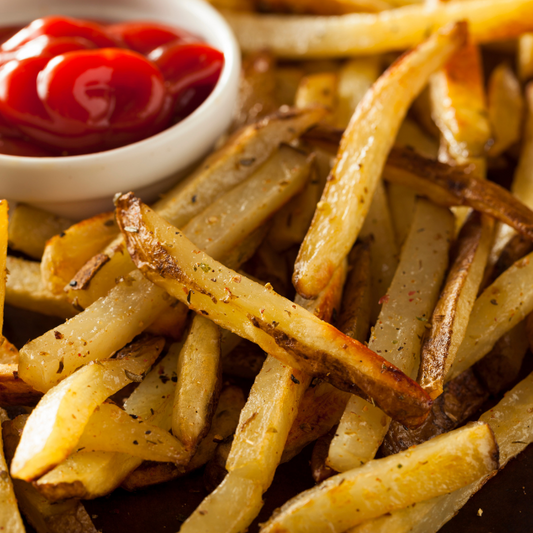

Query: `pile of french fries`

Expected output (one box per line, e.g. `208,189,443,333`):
2,0,533,531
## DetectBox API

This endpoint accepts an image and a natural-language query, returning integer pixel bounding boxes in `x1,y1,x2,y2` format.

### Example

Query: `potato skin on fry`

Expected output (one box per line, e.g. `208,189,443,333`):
115,193,433,427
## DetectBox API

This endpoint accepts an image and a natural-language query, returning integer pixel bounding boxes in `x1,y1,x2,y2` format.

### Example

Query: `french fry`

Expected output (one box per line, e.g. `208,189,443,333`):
328,199,453,471
294,72,338,114
448,249,533,380
6,256,77,319
116,194,433,427
359,181,399,322
487,63,524,157
350,370,533,533
121,385,245,491
34,340,183,501
333,57,381,129
260,422,498,533
387,183,417,248
76,403,187,463
224,0,533,58
41,211,119,295
394,117,439,159
0,338,19,365
293,22,466,298
2,415,98,533
0,364,41,406
67,107,325,310
11,337,163,481
18,270,171,392
173,315,221,455
7,204,72,260
419,211,493,399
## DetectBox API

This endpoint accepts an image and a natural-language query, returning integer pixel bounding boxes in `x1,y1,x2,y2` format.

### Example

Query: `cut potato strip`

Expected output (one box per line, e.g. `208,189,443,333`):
77,403,187,463
295,72,338,114
121,385,245,491
293,22,465,299
11,337,162,481
383,146,533,239
8,204,72,260
328,199,453,472
261,422,498,533
224,0,533,58
447,249,533,380
0,363,41,406
487,63,524,157
41,211,119,295
333,57,381,129
116,194,433,427
518,33,533,81
359,181,399,322
350,370,533,533
3,415,98,533
6,256,77,319
0,339,18,365
34,341,183,501
18,270,170,392
67,107,325,310
394,117,439,160
419,211,493,399
173,315,221,454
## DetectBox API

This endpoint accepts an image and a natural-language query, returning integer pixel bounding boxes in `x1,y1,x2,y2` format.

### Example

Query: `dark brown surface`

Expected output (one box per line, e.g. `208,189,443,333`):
5,303,533,533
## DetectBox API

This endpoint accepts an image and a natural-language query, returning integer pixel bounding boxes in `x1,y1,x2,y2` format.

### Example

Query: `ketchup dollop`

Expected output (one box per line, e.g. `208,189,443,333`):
0,16,224,156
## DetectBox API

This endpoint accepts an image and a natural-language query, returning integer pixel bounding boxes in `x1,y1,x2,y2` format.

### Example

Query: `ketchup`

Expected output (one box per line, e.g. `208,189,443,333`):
0,16,224,156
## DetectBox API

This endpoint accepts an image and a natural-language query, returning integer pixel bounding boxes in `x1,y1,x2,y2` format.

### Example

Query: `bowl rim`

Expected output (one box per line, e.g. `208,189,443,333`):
0,0,240,165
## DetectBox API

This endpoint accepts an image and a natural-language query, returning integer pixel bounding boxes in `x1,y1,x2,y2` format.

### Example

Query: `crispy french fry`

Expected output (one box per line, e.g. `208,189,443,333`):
116,194,433,427
487,63,524,157
350,370,533,533
333,57,381,128
0,338,19,365
6,256,77,319
11,337,162,481
295,72,338,114
359,181,399,322
34,340,183,501
18,270,171,392
419,211,493,399
8,204,72,260
0,363,41,406
293,22,466,298
76,403,187,463
261,422,498,533
173,315,221,455
67,107,325,310
41,211,119,295
328,199,453,471
448,249,533,380
2,416,98,533
224,0,533,58
121,385,245,491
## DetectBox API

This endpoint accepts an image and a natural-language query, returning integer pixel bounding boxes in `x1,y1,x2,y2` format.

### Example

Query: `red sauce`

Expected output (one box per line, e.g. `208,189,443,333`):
0,16,224,156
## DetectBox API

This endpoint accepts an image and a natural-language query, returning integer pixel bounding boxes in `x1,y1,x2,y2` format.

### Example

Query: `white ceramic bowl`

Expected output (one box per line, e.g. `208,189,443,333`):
0,0,240,219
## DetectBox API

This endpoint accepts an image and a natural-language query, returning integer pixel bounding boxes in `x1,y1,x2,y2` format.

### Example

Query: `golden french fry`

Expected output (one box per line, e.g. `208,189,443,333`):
0,339,18,365
77,403,188,463
487,62,524,157
8,204,72,260
328,199,454,472
6,256,77,319
224,0,533,58
116,194,433,427
11,337,162,481
173,315,221,454
350,370,533,533
295,72,338,114
518,33,533,81
41,211,119,295
448,249,533,380
261,422,498,533
419,211,493,399
293,22,466,298
0,363,41,406
18,270,171,392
